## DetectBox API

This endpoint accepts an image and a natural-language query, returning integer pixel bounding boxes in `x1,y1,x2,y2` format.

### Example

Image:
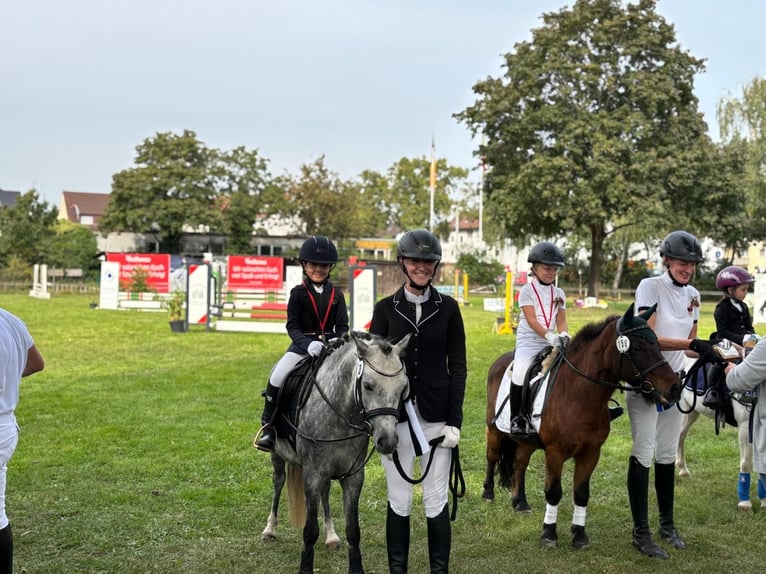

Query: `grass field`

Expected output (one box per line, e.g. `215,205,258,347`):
3,292,764,573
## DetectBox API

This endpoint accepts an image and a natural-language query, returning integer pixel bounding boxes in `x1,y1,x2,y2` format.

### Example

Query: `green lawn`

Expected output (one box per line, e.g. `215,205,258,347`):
3,293,763,573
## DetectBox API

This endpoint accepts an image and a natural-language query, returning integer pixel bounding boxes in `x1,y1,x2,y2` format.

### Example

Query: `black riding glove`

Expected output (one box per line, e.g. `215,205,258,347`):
689,339,719,363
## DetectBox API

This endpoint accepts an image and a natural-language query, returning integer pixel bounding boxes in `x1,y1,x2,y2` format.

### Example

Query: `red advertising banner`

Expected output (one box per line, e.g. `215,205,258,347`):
227,256,284,291
106,253,171,293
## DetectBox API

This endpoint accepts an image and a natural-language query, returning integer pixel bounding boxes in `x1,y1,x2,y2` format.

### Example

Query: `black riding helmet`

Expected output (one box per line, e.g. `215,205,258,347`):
660,231,703,263
397,229,442,261
528,241,565,267
299,236,338,265
397,229,441,292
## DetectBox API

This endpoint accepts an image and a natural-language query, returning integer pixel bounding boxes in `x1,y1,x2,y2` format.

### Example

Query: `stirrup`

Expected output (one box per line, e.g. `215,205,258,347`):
510,416,535,438
253,426,276,452
702,388,720,410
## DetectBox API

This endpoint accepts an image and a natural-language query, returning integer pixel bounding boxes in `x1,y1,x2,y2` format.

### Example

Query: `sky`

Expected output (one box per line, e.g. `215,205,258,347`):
2,0,766,208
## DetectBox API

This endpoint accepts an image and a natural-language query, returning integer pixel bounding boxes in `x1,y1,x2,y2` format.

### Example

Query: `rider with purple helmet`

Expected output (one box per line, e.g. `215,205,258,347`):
702,266,758,410
713,265,757,346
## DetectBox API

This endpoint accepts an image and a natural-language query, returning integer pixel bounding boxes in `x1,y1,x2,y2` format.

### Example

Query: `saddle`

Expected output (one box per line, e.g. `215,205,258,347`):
271,337,349,450
521,346,564,416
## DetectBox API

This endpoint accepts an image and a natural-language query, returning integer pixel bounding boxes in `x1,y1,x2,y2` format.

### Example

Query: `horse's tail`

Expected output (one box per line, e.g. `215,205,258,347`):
497,434,517,489
286,463,306,528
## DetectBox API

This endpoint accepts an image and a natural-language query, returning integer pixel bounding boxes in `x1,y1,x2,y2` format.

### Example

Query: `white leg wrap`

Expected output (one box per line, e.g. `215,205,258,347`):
544,503,558,525
572,504,587,527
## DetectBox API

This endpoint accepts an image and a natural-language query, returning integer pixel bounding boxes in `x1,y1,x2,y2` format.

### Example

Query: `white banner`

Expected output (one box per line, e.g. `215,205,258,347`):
99,261,120,310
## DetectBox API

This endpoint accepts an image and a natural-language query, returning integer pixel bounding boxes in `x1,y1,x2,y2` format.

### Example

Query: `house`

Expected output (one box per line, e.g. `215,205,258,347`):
0,189,21,208
58,191,110,230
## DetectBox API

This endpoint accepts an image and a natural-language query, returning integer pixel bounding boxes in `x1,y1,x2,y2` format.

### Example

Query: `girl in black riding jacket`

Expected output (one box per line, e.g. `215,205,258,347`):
254,236,348,452
369,229,467,574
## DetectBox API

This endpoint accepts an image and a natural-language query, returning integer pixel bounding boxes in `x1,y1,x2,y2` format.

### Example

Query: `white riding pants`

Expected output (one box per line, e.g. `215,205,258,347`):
268,351,305,389
380,406,450,519
626,391,681,467
0,414,19,530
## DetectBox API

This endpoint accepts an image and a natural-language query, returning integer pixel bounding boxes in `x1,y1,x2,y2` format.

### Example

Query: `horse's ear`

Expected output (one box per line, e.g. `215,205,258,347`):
351,331,372,356
638,303,657,322
622,302,636,327
393,333,412,356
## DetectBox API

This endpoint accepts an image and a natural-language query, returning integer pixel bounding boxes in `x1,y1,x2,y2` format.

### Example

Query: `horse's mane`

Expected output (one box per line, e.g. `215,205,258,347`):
567,314,619,354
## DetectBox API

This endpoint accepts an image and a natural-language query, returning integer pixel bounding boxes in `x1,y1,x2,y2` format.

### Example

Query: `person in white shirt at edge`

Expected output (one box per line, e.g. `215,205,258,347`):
627,230,721,559
506,241,570,440
0,308,45,574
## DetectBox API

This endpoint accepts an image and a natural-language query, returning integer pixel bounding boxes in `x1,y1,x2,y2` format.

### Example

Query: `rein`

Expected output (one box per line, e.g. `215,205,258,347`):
288,351,406,479
558,319,669,397
392,436,466,522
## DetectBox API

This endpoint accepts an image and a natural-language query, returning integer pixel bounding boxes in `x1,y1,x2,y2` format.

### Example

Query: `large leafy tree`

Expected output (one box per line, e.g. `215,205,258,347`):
279,157,363,240
715,77,766,254
213,145,278,253
386,157,469,233
101,130,274,254
456,0,713,296
0,189,58,266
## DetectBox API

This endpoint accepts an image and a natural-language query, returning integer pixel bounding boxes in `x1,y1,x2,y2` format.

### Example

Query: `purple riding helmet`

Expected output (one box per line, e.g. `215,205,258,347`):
715,265,755,291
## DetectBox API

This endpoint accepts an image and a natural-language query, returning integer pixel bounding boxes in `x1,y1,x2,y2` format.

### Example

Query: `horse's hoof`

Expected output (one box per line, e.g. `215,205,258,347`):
738,500,753,512
513,501,532,513
677,468,690,478
571,525,590,549
482,488,495,501
325,538,342,550
260,531,276,541
541,523,558,548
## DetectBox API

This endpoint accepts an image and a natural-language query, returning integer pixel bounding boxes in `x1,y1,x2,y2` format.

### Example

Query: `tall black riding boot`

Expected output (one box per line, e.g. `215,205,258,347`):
656,462,686,550
386,504,410,574
427,503,451,574
254,383,280,452
628,456,668,559
0,523,12,574
509,384,533,438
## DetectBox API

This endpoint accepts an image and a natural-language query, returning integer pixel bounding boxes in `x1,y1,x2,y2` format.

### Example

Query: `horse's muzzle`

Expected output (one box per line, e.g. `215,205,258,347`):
376,433,398,456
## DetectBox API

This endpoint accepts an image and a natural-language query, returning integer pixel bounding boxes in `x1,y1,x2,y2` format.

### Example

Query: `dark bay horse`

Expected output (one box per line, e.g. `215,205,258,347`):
484,304,681,549
266,331,411,574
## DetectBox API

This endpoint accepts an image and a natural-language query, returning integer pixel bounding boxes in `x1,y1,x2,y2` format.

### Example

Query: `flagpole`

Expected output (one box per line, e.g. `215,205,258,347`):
429,135,436,232
479,135,485,244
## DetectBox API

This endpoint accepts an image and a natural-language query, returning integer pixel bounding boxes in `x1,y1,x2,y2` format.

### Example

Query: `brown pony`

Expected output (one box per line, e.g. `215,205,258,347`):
484,303,681,549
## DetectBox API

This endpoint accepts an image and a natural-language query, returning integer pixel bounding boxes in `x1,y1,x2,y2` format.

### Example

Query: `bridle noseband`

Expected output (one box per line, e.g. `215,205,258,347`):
352,354,407,433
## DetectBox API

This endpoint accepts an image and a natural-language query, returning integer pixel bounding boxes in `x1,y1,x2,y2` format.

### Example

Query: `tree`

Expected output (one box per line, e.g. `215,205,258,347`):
0,189,58,267
101,130,275,254
47,220,100,277
279,157,363,240
715,77,766,253
456,0,713,296
214,145,278,253
386,157,469,233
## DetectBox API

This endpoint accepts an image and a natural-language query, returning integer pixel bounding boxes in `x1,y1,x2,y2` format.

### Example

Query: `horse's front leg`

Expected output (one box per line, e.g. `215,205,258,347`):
736,403,754,511
483,424,501,501
567,449,601,550
262,453,285,541
512,443,535,513
321,485,341,549
340,471,366,574
675,408,699,478
541,451,565,549
299,474,322,574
